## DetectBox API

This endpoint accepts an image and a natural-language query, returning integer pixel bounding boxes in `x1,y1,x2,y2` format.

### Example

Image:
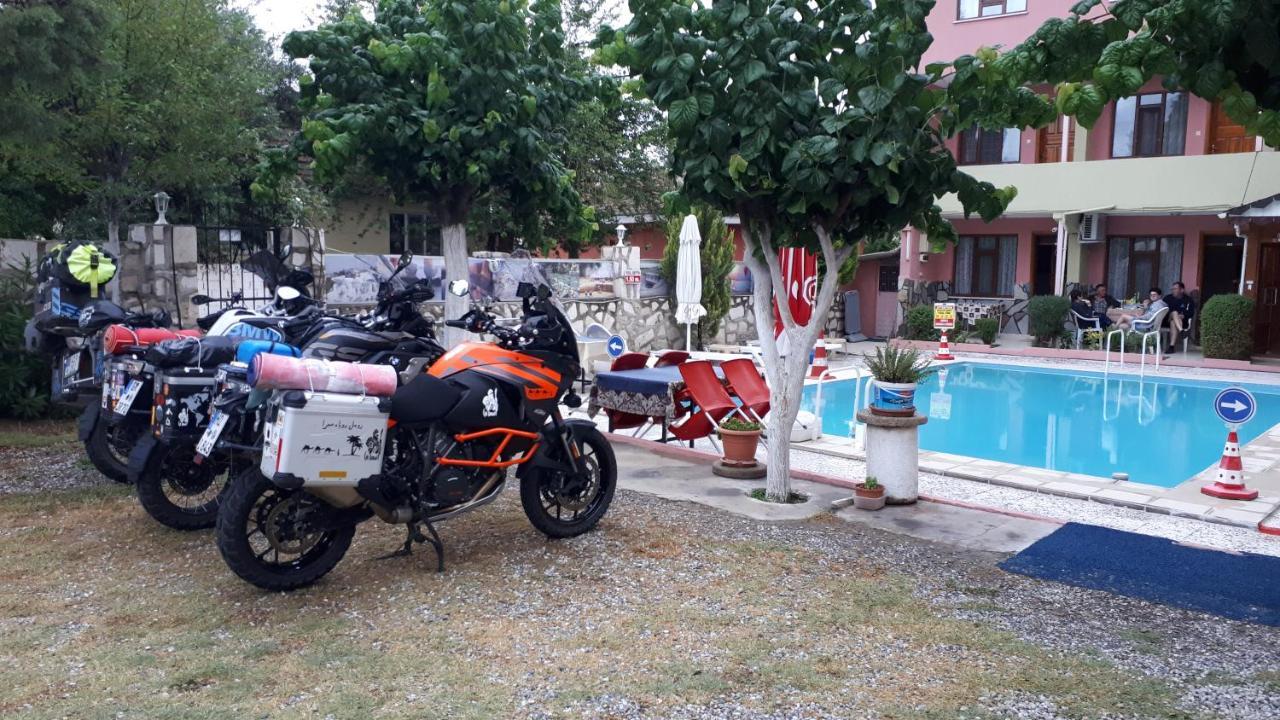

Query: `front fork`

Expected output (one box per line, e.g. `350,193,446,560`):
549,409,588,478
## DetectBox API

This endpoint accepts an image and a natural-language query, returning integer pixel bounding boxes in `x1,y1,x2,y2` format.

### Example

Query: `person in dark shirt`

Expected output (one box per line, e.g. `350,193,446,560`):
1071,289,1111,329
1092,283,1120,322
1163,281,1195,350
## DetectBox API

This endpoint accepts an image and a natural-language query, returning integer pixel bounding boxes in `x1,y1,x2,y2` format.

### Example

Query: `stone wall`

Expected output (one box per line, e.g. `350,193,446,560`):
120,224,201,327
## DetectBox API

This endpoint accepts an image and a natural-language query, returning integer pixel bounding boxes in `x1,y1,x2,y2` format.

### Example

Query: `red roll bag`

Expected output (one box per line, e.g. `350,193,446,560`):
102,325,202,355
249,354,398,397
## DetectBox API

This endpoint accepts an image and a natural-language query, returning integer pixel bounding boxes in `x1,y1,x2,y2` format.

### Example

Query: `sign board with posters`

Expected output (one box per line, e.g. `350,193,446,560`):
933,303,957,330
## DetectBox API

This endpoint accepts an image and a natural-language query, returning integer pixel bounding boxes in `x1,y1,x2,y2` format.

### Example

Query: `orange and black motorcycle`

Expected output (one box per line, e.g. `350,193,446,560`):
215,279,616,591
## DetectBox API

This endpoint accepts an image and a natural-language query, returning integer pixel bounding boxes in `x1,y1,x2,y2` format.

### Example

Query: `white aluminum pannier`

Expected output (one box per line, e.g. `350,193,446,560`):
261,390,390,489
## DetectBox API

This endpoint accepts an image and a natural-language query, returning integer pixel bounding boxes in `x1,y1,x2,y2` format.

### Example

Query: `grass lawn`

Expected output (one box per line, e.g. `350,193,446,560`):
1,472,1254,720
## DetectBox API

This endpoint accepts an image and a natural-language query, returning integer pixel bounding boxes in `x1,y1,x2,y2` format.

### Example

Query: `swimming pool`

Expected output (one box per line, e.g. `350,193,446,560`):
800,363,1280,488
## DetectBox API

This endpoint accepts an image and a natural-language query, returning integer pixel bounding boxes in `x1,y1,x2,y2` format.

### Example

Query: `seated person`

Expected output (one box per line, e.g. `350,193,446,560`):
1092,283,1120,316
1163,281,1195,349
1119,288,1168,333
1070,289,1111,328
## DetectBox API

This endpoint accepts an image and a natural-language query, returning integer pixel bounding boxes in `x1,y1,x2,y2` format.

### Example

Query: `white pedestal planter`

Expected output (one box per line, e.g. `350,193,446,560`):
856,409,928,504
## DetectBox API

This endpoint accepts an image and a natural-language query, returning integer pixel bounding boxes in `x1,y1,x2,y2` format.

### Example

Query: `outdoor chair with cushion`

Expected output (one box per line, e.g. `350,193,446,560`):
720,358,770,421
1070,309,1102,350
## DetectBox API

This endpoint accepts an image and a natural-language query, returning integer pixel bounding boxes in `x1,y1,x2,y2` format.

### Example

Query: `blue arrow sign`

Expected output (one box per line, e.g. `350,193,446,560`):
606,335,626,359
1214,387,1257,425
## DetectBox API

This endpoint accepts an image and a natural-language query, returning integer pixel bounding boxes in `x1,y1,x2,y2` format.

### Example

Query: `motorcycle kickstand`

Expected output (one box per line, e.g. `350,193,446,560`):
377,520,445,573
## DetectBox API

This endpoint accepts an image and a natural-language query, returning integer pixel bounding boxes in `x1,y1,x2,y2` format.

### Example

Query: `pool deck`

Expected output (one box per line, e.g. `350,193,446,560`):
808,352,1280,535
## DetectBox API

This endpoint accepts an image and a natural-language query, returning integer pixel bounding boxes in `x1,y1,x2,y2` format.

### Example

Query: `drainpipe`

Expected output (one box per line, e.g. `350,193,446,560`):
1235,221,1249,295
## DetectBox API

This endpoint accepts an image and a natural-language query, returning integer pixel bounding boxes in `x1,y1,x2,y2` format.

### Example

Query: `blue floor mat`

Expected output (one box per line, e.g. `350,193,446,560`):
999,523,1280,627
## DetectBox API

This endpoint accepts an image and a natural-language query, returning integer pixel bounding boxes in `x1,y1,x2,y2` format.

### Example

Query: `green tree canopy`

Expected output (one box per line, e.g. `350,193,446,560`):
605,0,1014,500
270,0,602,343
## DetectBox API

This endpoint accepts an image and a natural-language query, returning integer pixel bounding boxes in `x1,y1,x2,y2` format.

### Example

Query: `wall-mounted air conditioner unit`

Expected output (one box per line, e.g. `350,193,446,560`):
1079,213,1106,244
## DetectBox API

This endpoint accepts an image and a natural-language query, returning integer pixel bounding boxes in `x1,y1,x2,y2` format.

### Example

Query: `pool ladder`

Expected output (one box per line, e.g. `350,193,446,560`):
810,368,872,450
1103,328,1162,379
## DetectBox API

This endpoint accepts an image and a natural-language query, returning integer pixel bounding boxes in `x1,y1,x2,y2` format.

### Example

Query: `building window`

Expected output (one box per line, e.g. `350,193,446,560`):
878,264,900,292
1111,92,1188,158
954,235,1017,297
389,213,441,255
959,127,1021,165
1106,236,1184,300
958,0,1026,20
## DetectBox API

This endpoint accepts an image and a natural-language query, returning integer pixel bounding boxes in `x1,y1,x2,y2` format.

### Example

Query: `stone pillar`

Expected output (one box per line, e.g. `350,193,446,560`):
856,409,927,504
125,223,199,327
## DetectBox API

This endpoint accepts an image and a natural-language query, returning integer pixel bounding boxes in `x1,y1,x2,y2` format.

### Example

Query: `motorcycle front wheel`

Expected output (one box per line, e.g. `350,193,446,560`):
83,409,145,484
215,468,355,591
134,442,235,531
520,425,617,538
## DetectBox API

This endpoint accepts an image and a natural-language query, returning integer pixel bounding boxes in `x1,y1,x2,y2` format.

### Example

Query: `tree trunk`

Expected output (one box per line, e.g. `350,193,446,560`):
105,218,121,305
741,221,853,503
442,222,468,348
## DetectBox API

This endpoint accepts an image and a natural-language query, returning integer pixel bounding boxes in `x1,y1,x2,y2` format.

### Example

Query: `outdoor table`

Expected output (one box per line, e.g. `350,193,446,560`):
587,365,726,440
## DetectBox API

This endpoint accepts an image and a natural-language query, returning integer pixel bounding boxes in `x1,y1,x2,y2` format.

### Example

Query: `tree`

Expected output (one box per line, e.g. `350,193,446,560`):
947,0,1280,147
271,0,598,346
606,0,1013,501
0,0,289,266
659,206,734,346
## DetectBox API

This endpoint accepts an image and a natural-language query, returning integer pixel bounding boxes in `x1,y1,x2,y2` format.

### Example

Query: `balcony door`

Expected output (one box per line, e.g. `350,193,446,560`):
1209,101,1258,154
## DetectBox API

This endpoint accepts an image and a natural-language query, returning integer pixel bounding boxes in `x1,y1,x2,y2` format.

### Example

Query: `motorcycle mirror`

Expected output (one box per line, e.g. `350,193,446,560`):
397,250,413,270
537,284,551,301
448,279,470,297
516,282,535,300
278,243,293,260
191,294,211,306
277,286,301,302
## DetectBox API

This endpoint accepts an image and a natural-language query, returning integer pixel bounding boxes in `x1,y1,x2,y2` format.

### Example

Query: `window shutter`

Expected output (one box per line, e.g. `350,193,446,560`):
998,236,1017,296
1159,237,1184,291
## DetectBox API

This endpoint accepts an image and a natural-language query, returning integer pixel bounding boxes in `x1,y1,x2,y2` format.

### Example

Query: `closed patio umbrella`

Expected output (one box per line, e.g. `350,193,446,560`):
674,214,706,351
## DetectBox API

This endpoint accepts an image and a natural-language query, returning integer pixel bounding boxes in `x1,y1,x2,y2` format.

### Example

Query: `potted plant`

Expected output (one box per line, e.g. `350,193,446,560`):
718,415,763,466
864,345,935,416
854,477,885,510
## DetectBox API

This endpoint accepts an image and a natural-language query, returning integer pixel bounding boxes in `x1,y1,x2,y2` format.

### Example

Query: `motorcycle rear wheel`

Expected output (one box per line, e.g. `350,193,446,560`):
216,468,355,591
520,426,616,538
135,442,234,530
83,410,144,484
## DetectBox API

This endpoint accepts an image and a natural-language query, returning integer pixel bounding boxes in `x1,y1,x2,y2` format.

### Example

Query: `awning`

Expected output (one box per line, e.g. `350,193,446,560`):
939,152,1280,219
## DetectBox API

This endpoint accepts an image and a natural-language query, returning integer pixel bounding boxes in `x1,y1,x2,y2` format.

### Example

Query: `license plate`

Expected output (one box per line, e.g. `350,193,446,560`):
196,410,229,458
114,380,143,416
101,374,112,409
62,353,79,383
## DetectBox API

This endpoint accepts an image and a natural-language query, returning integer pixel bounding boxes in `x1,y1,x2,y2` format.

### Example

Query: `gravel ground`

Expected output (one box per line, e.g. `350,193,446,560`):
2,419,1278,718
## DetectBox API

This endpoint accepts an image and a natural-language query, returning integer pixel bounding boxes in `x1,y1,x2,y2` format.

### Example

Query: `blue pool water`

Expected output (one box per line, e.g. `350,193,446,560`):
800,363,1280,487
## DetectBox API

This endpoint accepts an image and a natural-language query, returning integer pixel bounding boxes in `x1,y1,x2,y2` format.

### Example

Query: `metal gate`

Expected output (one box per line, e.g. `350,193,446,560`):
194,226,281,311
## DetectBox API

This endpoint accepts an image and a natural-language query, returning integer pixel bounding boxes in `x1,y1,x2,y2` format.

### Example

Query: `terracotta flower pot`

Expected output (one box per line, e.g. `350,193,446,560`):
718,427,762,466
853,482,886,510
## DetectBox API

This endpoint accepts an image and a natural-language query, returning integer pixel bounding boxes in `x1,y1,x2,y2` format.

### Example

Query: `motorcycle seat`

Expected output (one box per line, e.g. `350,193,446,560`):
389,373,462,426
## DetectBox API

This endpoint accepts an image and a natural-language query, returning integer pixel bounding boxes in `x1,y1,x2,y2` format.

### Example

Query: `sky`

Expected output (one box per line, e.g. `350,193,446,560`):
237,0,327,45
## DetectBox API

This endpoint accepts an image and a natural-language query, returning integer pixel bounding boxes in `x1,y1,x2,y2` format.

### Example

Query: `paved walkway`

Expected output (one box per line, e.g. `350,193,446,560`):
613,442,1061,554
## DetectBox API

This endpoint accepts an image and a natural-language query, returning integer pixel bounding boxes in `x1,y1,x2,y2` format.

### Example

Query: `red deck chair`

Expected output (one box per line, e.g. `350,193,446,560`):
721,358,770,422
603,352,652,432
653,350,690,367
669,361,740,449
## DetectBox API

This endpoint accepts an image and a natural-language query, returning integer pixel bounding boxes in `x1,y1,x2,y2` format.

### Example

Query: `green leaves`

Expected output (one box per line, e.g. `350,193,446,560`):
741,60,768,85
856,86,893,113
668,96,700,133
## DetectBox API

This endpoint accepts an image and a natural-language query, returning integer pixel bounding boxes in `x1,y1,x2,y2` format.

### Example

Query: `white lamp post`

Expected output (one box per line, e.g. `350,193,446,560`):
153,191,171,225
615,223,627,246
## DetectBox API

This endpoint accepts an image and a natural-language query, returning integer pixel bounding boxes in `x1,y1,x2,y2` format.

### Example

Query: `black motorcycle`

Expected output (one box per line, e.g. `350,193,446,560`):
136,253,441,531
215,277,615,591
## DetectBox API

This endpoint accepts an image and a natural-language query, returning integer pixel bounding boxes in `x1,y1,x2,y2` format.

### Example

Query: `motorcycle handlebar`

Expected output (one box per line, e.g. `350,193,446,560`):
444,319,468,329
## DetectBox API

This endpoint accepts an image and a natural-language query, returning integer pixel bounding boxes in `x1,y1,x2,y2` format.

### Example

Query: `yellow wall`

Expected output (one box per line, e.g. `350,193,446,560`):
326,197,436,254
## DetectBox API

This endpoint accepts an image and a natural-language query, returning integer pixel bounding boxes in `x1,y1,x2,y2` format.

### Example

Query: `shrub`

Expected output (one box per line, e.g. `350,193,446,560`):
719,415,761,432
864,344,936,384
974,317,999,346
1028,295,1071,347
1201,294,1255,360
0,261,50,419
904,304,938,340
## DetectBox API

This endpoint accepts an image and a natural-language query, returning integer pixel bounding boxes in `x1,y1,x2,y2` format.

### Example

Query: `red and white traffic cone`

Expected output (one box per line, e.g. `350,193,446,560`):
935,330,956,361
1201,429,1259,500
809,334,829,378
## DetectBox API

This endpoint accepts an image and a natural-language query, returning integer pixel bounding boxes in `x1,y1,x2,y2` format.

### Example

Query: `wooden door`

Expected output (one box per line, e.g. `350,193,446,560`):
1254,244,1280,355
1038,119,1076,163
1209,101,1257,154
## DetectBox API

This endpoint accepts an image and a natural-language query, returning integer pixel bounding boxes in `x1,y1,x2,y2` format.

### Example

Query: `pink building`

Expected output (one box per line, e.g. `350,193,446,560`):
877,0,1280,352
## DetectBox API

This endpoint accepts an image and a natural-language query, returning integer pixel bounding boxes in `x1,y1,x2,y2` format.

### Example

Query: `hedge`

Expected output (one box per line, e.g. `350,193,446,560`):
1200,294,1254,360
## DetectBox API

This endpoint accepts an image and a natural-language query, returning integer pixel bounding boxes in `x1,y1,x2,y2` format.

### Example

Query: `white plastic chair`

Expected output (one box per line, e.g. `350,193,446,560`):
1070,309,1101,349
1136,306,1170,374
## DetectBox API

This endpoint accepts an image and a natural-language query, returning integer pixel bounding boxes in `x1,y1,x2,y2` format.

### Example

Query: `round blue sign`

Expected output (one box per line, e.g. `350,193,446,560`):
606,335,626,359
1214,387,1257,425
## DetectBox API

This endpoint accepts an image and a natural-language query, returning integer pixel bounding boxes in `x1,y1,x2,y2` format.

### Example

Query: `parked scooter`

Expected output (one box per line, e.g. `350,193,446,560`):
215,262,615,592
133,252,441,530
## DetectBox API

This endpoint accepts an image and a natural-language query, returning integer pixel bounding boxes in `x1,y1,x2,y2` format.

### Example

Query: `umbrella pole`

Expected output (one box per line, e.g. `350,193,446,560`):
686,323,692,352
